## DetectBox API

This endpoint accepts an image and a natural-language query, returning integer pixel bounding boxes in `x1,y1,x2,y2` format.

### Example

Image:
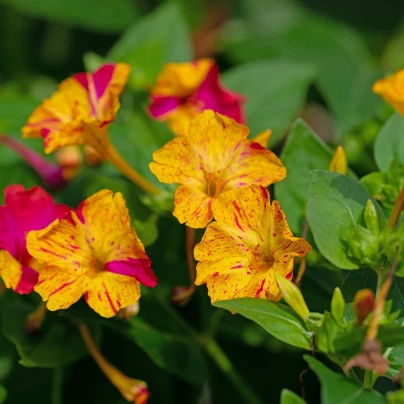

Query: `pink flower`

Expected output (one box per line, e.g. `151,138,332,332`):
0,185,71,294
148,59,245,136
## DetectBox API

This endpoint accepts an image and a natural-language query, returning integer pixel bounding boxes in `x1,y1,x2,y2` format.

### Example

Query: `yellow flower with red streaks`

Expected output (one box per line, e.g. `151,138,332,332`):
372,69,404,115
194,185,311,303
26,190,157,318
150,110,286,228
22,63,130,153
148,59,245,136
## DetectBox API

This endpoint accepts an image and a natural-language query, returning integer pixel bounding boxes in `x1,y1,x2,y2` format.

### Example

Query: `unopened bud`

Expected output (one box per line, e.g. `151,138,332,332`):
331,287,345,323
329,146,347,175
364,199,380,235
354,289,375,326
275,272,309,320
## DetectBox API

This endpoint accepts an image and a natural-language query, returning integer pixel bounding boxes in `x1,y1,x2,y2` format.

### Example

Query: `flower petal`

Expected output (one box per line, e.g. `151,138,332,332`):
187,110,249,175
76,190,131,258
195,63,245,124
372,69,404,116
150,136,205,185
211,185,270,243
26,212,90,270
35,265,87,311
252,129,272,148
222,140,286,190
0,250,23,290
173,185,213,228
85,272,141,318
150,59,214,98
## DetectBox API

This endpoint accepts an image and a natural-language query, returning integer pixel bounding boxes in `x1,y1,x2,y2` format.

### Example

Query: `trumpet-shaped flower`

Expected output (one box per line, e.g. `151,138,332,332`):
148,59,245,136
0,185,70,294
372,69,404,115
26,190,157,318
150,110,286,228
22,63,130,153
194,185,311,303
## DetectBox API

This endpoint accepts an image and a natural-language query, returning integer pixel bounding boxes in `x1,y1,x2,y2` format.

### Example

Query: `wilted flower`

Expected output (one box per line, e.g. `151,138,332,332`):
194,185,311,303
373,69,404,115
150,110,286,228
0,185,70,293
22,63,130,153
26,190,157,318
148,59,245,136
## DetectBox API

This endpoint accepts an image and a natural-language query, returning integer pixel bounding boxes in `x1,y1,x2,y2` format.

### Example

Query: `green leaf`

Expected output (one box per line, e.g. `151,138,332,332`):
108,2,191,90
0,386,6,404
0,163,39,193
305,356,385,404
133,215,159,247
280,389,306,404
374,113,404,172
214,298,312,350
1,299,99,368
341,268,377,303
306,170,386,269
275,119,334,233
64,304,208,385
0,0,139,33
222,60,315,146
222,11,380,139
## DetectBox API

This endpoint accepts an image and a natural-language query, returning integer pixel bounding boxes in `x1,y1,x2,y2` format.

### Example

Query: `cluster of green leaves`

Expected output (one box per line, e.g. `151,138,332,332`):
2,0,404,403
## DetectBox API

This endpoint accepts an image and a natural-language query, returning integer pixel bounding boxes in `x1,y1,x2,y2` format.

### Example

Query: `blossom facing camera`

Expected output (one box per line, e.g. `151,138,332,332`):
22,63,130,153
194,185,311,303
26,190,157,318
372,69,404,116
0,185,71,294
150,110,286,228
148,59,245,136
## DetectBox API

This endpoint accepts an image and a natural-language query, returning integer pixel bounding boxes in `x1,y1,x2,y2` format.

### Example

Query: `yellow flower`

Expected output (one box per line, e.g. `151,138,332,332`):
148,59,245,136
150,110,286,228
372,69,404,115
194,185,311,303
26,190,157,318
329,146,347,175
22,63,130,153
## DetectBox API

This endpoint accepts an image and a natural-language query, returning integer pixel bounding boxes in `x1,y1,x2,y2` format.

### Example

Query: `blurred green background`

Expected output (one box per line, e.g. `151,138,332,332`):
1,0,404,403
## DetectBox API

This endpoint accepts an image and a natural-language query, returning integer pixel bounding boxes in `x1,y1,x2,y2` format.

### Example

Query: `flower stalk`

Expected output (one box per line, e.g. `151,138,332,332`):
79,323,149,404
25,302,47,335
172,226,197,306
0,134,67,188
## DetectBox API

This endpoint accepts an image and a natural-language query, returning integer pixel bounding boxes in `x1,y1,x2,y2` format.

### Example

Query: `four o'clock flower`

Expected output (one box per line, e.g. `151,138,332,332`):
22,63,130,153
0,185,71,294
373,69,404,115
148,59,245,136
22,63,160,195
26,189,157,318
194,185,311,303
150,110,286,228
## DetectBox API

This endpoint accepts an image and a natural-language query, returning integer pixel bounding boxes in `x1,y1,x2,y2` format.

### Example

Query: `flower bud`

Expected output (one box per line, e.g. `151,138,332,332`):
353,289,375,326
345,225,380,268
329,146,347,175
331,287,345,323
364,199,380,235
275,272,309,320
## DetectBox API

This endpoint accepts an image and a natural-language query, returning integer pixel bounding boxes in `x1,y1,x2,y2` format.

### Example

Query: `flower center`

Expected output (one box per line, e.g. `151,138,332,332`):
252,245,274,272
207,175,223,198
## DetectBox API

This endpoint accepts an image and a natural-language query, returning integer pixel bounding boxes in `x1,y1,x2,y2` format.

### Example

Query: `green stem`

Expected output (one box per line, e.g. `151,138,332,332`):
363,369,374,389
51,367,64,404
202,337,264,404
